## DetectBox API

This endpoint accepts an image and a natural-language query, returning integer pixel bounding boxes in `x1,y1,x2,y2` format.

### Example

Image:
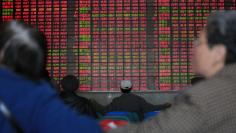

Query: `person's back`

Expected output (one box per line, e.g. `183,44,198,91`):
107,80,168,120
61,91,88,106
107,93,149,120
60,75,98,118
109,93,146,112
0,21,101,133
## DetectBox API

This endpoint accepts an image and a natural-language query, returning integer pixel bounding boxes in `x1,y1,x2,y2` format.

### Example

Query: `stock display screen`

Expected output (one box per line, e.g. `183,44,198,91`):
1,0,235,91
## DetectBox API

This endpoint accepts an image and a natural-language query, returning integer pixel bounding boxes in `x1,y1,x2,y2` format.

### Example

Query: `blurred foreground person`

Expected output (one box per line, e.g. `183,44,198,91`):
0,21,102,133
109,11,236,133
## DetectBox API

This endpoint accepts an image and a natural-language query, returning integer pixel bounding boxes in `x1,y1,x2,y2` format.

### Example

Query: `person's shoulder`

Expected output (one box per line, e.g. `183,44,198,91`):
26,80,58,102
190,75,236,94
110,94,124,103
183,76,236,106
126,93,146,102
129,93,142,98
34,80,56,93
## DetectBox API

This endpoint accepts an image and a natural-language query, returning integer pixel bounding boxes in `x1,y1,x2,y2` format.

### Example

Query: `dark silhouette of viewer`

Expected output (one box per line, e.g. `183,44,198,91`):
106,80,171,121
60,75,98,118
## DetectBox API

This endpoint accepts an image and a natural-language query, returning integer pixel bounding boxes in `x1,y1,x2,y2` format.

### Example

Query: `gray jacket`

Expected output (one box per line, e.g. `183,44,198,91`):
109,63,236,133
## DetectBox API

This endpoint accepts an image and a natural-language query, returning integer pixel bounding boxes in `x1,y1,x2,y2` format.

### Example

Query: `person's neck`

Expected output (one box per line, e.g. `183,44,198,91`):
65,91,75,94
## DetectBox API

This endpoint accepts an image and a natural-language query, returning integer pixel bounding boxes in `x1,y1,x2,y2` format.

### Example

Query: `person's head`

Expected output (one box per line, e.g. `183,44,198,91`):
0,20,47,80
61,75,79,92
191,76,205,85
192,11,236,78
120,80,132,93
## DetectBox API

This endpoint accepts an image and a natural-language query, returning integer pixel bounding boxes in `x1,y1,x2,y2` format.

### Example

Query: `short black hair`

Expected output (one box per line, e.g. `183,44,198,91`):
61,75,79,92
0,20,47,80
120,88,132,93
206,11,236,64
191,77,205,85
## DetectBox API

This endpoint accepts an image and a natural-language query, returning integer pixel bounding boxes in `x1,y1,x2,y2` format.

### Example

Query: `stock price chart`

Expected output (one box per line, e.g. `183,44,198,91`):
1,0,235,91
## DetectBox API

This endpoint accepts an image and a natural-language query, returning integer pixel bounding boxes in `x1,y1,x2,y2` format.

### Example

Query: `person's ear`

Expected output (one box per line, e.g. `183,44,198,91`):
212,44,226,63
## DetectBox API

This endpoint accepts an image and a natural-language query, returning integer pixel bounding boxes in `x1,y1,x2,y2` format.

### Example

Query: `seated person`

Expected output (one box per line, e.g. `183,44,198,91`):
106,80,171,121
0,20,101,133
60,75,98,118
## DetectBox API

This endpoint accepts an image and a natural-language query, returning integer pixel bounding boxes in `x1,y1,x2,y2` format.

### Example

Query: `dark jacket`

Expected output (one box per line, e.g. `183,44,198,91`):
107,93,166,120
60,92,98,118
0,68,102,133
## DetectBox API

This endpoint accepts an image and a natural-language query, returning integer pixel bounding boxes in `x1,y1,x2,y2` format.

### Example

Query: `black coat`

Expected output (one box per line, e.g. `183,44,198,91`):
106,93,167,120
60,92,98,118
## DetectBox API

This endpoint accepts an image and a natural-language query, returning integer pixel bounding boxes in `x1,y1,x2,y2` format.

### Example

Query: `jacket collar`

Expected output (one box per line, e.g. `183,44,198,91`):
216,63,236,76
